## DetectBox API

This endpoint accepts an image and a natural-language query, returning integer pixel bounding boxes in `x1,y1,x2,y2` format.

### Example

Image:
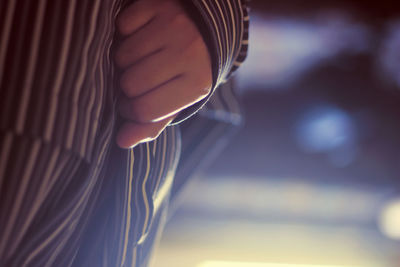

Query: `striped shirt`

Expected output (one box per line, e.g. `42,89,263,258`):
0,0,249,266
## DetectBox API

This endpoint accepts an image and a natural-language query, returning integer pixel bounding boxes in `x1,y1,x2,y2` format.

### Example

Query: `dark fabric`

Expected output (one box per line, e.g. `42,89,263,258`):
0,0,249,265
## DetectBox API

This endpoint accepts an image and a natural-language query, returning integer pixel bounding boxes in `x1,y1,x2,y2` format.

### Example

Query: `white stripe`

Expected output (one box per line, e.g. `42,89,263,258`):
87,47,106,159
0,0,17,84
153,132,172,212
76,1,105,157
13,146,61,251
214,0,230,72
44,0,77,142
116,151,131,266
44,221,76,267
16,0,47,134
66,0,101,152
226,0,238,67
153,131,166,194
152,139,157,157
141,143,152,237
121,149,135,266
201,0,224,84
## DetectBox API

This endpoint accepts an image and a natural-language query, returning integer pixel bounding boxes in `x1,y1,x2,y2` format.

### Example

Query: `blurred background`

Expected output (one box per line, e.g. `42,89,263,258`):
154,1,400,266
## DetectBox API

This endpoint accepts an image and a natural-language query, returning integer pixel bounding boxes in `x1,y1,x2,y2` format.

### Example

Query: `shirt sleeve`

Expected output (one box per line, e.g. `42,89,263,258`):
171,0,249,124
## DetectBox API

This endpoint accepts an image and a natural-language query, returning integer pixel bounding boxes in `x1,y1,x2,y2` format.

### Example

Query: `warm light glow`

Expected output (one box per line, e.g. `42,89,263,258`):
378,198,400,240
197,261,362,267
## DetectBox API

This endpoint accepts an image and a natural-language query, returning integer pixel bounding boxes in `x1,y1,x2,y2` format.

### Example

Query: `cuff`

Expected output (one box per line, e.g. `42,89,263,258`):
171,0,249,125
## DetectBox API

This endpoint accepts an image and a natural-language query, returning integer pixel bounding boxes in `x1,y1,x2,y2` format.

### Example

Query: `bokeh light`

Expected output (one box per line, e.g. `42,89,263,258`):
378,198,400,240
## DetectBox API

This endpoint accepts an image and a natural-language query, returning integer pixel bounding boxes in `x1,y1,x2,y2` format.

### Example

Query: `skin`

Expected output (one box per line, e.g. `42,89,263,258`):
115,0,213,149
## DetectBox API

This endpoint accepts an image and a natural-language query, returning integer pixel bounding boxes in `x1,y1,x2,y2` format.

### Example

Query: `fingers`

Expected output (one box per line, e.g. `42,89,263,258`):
114,7,193,69
116,0,157,36
118,35,213,124
119,73,211,123
114,0,213,149
116,0,184,37
119,48,184,97
114,17,167,69
116,116,175,149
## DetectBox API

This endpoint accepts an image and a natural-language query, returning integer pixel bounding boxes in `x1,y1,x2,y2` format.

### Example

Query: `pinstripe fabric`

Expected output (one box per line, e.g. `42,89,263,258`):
182,0,249,83
172,0,249,123
0,0,249,266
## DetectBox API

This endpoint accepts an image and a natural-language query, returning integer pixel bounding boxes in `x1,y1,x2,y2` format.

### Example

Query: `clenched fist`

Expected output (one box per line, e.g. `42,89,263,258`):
115,0,213,148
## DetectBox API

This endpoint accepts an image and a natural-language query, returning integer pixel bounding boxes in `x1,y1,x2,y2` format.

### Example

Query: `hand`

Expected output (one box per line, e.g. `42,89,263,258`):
114,0,212,148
